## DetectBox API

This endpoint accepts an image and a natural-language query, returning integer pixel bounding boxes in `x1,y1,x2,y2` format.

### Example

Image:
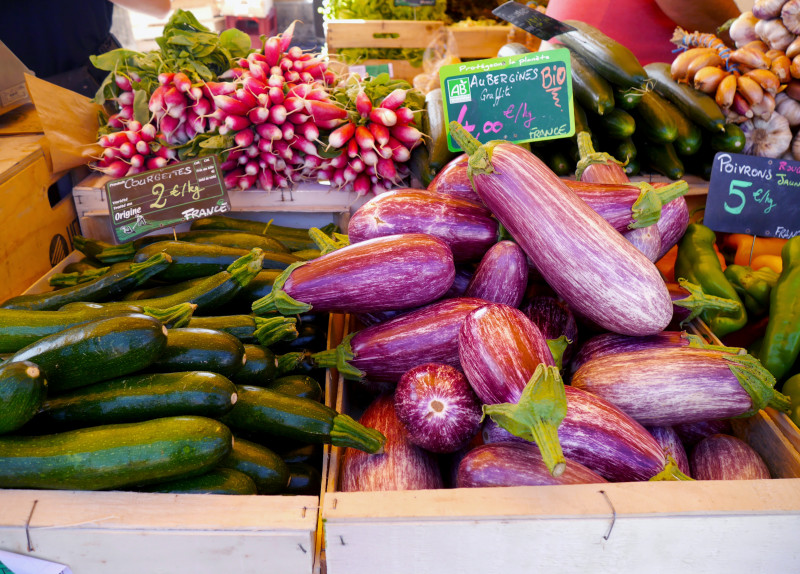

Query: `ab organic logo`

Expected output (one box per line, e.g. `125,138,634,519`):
448,77,471,103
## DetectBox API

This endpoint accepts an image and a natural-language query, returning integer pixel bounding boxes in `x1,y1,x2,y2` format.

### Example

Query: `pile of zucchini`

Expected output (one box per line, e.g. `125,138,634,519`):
0,216,385,495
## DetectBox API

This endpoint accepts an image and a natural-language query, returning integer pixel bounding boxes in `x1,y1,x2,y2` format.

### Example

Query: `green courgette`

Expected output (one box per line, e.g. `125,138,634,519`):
644,62,726,132
221,385,385,453
285,462,321,495
218,437,289,494
8,315,168,393
150,328,246,377
614,86,645,110
123,277,208,301
608,137,637,163
49,266,109,289
543,145,574,176
189,315,259,343
232,345,277,386
62,258,104,274
280,444,319,465
637,138,685,180
0,361,47,434
426,88,456,170
0,253,172,311
37,371,237,426
0,416,233,490
624,156,641,176
710,122,746,153
633,90,678,144
140,467,257,494
266,374,323,402
189,216,336,252
570,50,615,116
592,108,636,138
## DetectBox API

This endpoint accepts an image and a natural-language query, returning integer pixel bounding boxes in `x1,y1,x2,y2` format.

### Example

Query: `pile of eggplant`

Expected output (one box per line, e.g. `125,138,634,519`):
253,123,788,489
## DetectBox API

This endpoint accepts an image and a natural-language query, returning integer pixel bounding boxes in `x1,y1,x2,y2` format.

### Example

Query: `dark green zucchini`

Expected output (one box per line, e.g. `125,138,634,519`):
271,321,327,354
266,374,323,402
0,416,233,490
189,315,259,343
0,253,172,311
140,467,257,494
221,385,385,452
614,86,645,110
544,145,574,176
633,90,678,144
0,361,47,434
189,215,336,252
62,258,104,274
644,62,726,132
37,371,237,426
232,345,278,386
218,437,289,494
592,108,636,138
569,50,615,116
608,137,637,163
150,328,246,377
49,266,109,289
710,122,746,153
73,235,121,261
624,156,641,176
280,444,320,465
637,138,685,180
123,277,208,301
285,462,321,495
8,315,168,393
229,270,281,307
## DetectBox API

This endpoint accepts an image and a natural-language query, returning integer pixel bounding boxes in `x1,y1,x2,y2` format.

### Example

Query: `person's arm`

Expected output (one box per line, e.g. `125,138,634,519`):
655,0,741,33
111,0,172,19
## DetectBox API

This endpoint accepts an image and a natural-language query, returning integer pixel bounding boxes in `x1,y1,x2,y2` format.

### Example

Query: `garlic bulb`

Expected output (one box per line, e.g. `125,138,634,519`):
782,0,800,34
741,112,793,157
755,17,796,52
791,129,800,159
775,91,800,126
753,0,788,20
731,11,761,47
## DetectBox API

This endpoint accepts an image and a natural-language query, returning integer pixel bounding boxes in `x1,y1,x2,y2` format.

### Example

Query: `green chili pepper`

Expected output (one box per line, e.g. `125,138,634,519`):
723,264,779,318
758,237,800,382
675,223,747,337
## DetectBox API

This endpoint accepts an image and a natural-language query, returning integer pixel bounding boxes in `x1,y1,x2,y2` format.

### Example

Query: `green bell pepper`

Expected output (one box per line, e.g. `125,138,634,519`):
723,264,779,318
780,373,800,429
675,223,747,337
759,237,800,382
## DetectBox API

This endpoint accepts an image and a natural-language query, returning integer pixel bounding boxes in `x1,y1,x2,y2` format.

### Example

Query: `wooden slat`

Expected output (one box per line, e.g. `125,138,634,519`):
450,26,511,59
765,407,800,453
731,410,800,479
326,20,443,50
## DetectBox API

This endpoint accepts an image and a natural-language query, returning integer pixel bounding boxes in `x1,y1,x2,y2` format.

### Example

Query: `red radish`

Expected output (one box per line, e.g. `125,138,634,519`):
674,419,733,448
295,121,319,142
281,123,295,140
146,157,168,170
285,70,300,83
356,91,372,117
270,104,287,125
107,114,124,129
242,76,268,96
173,72,192,93
213,94,251,116
99,132,130,149
305,88,328,102
391,124,424,149
158,72,175,85
115,74,132,91
135,140,150,155
645,425,691,477
690,434,770,480
376,145,393,160
465,241,528,307
305,100,347,122
116,91,134,106
118,141,135,159
395,106,415,125
268,86,284,105
248,107,270,125
315,118,347,130
368,122,390,146
100,160,130,178
457,442,607,488
330,152,348,169
292,136,318,157
328,122,355,149
233,129,254,149
369,107,398,127
347,138,360,159
263,37,281,66
394,364,482,453
284,97,305,115
355,126,375,150
258,170,274,190
342,394,443,492
203,81,236,98
362,150,379,166
256,123,282,141
225,115,251,132
523,296,579,367
387,138,411,162
288,113,311,125
354,173,371,195
380,88,407,110
375,157,397,182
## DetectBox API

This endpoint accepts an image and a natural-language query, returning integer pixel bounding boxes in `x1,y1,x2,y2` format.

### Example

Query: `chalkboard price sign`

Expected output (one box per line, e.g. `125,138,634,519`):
394,0,435,5
105,155,231,243
705,152,800,239
439,49,574,152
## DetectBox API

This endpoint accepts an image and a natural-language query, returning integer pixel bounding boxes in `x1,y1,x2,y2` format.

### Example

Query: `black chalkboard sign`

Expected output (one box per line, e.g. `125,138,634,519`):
705,152,800,239
439,50,574,152
105,156,231,244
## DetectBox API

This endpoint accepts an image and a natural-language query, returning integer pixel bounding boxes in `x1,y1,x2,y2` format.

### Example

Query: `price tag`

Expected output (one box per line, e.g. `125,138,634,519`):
105,156,231,244
439,49,574,152
705,152,800,239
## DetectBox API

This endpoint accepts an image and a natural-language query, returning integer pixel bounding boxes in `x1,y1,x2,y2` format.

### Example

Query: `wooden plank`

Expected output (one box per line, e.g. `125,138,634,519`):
450,26,511,59
0,134,43,183
325,20,443,50
765,407,800,453
731,410,800,479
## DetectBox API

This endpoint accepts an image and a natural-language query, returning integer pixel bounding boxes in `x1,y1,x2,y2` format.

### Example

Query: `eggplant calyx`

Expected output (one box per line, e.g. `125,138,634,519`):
227,248,266,288
650,455,693,481
330,414,386,454
674,278,743,324
483,364,568,476
575,131,622,180
310,227,349,255
628,182,663,229
251,260,311,316
546,335,571,370
725,353,789,416
312,333,366,381
254,316,299,347
143,302,196,328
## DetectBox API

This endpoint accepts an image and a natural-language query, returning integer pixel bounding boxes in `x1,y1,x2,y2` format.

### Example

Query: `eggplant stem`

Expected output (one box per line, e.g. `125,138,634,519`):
546,335,571,370
254,316,299,346
330,414,386,454
251,260,311,316
725,353,790,416
575,131,623,180
650,455,693,481
312,333,366,381
674,278,743,324
628,181,686,230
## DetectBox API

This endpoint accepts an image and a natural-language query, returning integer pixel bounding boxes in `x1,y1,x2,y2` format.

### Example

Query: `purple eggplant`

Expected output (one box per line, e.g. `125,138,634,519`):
623,225,662,262
450,123,673,336
522,296,579,367
563,180,688,232
645,425,691,477
674,419,733,448
458,303,567,475
394,363,482,453
656,196,690,260
445,266,474,298
347,190,498,262
315,297,486,383
690,434,770,480
252,233,455,315
575,131,631,184
457,442,607,488
667,279,742,324
427,153,482,204
341,393,443,491
483,385,690,482
570,347,790,426
464,241,527,307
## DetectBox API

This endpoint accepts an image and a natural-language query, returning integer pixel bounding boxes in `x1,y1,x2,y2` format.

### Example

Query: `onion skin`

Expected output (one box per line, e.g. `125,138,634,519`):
568,330,693,377
522,296,579,365
456,134,672,336
464,241,528,307
690,434,770,480
457,442,607,488
347,190,498,262
427,153,482,204
645,425,692,477
674,419,733,448
342,393,443,492
394,363,482,453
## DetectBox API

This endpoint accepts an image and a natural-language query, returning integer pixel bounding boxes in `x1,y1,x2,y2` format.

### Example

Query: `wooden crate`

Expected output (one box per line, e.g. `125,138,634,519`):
449,25,512,59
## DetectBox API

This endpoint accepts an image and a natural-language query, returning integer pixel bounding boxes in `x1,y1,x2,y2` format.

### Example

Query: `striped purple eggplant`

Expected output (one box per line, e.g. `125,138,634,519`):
342,393,443,492
464,241,527,307
690,434,770,480
458,303,566,475
483,385,690,482
522,296,579,367
456,442,607,488
446,266,474,298
450,122,672,336
315,297,486,383
563,180,688,232
252,233,454,315
656,196,690,260
674,419,733,448
570,347,791,426
667,279,742,324
623,225,662,262
394,363,482,453
645,425,691,477
347,189,497,262
427,153,482,204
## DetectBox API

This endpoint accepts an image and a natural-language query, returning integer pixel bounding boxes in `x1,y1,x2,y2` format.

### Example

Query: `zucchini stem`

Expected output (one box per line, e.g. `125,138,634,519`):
129,253,173,283
275,351,316,377
254,316,299,347
309,227,349,255
49,267,110,288
227,248,266,288
95,243,137,263
330,414,386,453
141,302,196,328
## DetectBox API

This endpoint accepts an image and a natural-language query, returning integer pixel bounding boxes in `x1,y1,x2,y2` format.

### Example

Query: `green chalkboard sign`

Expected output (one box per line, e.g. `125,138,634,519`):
705,152,800,239
105,156,231,244
439,49,574,152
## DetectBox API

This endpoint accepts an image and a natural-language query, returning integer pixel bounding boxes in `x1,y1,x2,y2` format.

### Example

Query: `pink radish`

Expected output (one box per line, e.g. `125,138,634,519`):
356,91,373,118
256,122,282,141
331,152,348,169
295,121,319,142
101,160,130,178
268,86,284,105
380,89,407,110
347,138,360,158
242,76,268,96
234,129,255,148
395,107,416,125
173,72,191,93
264,37,281,67
375,157,397,182
306,100,347,122
354,173,371,195
350,157,365,173
281,123,295,140
391,124,424,149
284,97,305,114
376,145,393,160
135,140,150,155
292,136,319,157
99,132,130,149
115,75,132,91
355,125,375,150
130,154,145,169
369,107,397,127
235,88,258,110
362,149,379,166
328,122,355,149
288,113,311,125
146,157,168,170
271,104,288,124
248,107,270,125
203,81,236,98
225,115,251,131
213,94,251,116
107,114,124,129
158,72,175,86
116,91,134,106
117,105,133,120
368,122,390,146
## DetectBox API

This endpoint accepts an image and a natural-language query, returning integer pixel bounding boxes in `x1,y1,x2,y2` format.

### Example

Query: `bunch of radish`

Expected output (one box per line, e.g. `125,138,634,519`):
147,71,218,146
105,73,140,130
95,120,178,178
